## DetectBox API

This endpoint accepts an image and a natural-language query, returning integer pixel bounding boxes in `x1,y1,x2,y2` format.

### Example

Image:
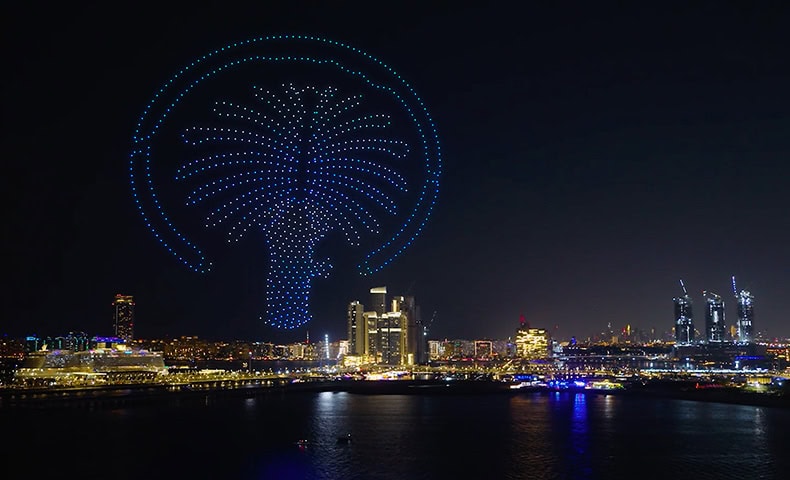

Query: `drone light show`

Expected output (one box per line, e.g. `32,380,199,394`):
129,36,441,329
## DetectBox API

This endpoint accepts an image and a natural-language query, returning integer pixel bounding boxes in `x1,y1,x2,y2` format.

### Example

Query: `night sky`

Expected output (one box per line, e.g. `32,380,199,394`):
3,2,789,344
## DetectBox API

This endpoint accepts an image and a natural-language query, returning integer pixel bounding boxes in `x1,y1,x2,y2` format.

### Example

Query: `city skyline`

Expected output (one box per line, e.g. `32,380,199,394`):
3,3,790,343
10,282,777,346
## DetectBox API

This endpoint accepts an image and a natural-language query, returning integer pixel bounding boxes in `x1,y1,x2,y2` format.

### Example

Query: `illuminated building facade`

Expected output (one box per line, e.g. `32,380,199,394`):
24,336,43,353
515,327,550,360
347,301,365,355
344,287,423,365
364,311,379,358
673,294,694,345
370,287,388,316
288,342,312,359
400,295,427,364
339,287,429,365
428,340,443,360
112,294,135,342
0,336,24,360
440,339,474,359
43,336,66,350
65,332,91,352
378,312,406,365
474,340,493,359
337,340,349,357
734,286,755,344
703,291,726,343
391,295,422,365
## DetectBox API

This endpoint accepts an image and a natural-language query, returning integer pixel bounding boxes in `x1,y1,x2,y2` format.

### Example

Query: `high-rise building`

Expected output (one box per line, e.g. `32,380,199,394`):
112,294,135,342
732,276,754,343
515,316,550,360
673,281,694,345
364,311,379,358
370,287,387,316
378,311,405,365
345,287,424,365
347,301,365,355
703,291,726,343
386,295,421,365
400,295,425,364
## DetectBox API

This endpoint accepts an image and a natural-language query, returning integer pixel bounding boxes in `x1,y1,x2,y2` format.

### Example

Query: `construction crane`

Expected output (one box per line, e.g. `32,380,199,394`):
427,310,437,327
703,290,722,301
424,310,438,333
731,275,738,296
679,279,689,296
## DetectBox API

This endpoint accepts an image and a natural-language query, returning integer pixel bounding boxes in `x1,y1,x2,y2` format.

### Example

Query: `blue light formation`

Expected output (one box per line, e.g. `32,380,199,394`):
129,36,441,329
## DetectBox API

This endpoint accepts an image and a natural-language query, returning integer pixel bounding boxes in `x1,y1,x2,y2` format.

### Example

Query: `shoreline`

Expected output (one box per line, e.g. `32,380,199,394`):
2,379,788,410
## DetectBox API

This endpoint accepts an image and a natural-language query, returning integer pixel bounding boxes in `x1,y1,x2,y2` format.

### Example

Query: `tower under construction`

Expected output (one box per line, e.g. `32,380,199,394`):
673,280,694,345
732,276,755,343
703,290,726,343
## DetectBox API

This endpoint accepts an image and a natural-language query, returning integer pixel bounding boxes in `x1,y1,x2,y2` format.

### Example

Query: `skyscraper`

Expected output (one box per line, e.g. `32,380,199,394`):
401,295,425,365
732,276,754,343
364,311,379,359
370,287,387,316
673,280,694,345
112,294,135,342
378,311,405,365
347,301,365,355
345,287,423,365
703,291,726,343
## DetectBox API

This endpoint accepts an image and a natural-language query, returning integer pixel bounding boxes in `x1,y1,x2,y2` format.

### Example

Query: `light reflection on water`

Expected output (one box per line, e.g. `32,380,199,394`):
2,391,788,480
570,393,591,478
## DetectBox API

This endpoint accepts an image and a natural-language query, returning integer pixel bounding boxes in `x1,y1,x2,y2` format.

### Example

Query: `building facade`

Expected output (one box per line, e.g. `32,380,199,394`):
378,312,406,365
515,327,550,360
344,287,428,365
347,301,365,355
364,311,379,358
673,293,694,345
370,287,387,316
112,294,135,343
474,340,493,359
703,292,726,343
734,289,755,343
343,287,424,365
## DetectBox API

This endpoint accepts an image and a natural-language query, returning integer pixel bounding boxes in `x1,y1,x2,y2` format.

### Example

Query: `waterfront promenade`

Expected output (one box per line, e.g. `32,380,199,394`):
2,373,788,410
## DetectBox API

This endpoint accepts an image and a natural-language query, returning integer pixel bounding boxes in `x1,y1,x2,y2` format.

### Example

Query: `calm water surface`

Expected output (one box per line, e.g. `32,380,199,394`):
4,390,788,479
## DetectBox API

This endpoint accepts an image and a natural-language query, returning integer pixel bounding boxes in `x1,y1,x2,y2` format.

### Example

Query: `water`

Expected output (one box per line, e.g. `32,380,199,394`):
3,390,788,479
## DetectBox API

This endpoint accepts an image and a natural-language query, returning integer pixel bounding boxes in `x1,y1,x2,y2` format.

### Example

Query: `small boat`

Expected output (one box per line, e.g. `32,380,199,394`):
295,439,309,447
336,433,352,444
